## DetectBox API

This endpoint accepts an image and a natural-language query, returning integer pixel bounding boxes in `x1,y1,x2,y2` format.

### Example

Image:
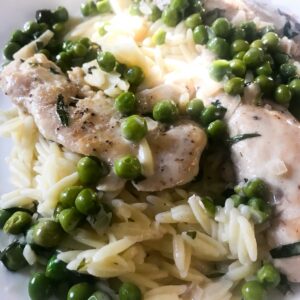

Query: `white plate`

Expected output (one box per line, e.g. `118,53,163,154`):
0,0,300,299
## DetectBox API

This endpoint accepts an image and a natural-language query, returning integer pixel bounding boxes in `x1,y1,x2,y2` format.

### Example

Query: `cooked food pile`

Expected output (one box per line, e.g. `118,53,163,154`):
0,0,300,299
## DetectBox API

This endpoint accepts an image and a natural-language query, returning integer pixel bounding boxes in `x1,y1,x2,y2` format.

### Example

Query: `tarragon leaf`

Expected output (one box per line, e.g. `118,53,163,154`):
227,133,261,145
56,94,69,127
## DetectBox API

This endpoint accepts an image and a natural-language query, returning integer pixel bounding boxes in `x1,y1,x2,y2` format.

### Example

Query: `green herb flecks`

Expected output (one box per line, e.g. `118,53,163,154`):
56,94,69,127
227,133,261,145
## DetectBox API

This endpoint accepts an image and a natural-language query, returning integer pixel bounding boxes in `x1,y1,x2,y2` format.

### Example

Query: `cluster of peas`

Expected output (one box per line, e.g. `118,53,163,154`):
3,7,69,61
203,18,300,107
242,263,281,300
80,0,112,17
230,178,271,224
0,155,143,300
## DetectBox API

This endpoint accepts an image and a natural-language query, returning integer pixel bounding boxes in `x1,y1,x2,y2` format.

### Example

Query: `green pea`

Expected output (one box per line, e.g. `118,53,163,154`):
229,59,246,77
115,62,127,77
275,84,292,105
96,0,111,14
38,49,50,57
230,27,246,41
200,105,220,126
59,186,84,209
81,1,97,17
243,47,264,69
255,75,274,95
209,59,230,81
273,52,289,65
54,6,69,23
0,210,13,228
30,220,64,248
115,92,137,115
186,99,204,120
248,197,266,211
23,21,40,36
97,51,116,72
153,100,179,123
35,9,54,25
3,42,21,60
3,211,31,235
56,51,72,71
240,21,257,42
121,115,148,142
260,25,275,36
185,13,202,29
243,178,267,198
250,40,265,50
242,280,266,300
201,196,216,217
256,62,273,76
262,32,279,52
152,29,166,45
88,291,111,300
207,37,230,59
75,188,99,216
59,207,83,233
289,78,300,97
119,282,142,300
11,30,30,46
79,37,91,47
114,156,141,180
234,51,246,60
279,63,297,81
0,242,28,272
125,66,144,86
170,0,188,10
193,25,208,45
224,77,244,95
72,43,88,57
46,254,70,281
29,272,53,300
212,17,231,38
149,5,162,22
162,7,179,27
68,283,95,300
257,263,281,288
77,156,109,185
231,39,249,55
207,119,227,139
230,194,246,207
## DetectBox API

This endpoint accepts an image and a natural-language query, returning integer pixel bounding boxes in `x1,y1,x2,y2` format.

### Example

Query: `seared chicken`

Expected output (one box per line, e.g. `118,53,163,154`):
0,54,207,192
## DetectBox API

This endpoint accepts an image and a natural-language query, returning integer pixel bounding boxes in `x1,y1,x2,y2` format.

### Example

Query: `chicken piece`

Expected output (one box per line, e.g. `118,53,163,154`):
0,54,207,192
227,103,300,282
134,122,207,192
0,54,135,162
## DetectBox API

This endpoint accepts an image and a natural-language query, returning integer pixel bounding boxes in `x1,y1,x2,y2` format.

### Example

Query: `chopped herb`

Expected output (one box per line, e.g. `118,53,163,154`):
204,9,225,25
35,41,44,51
87,66,97,74
49,67,60,75
283,21,298,39
77,258,86,271
186,231,197,239
56,94,69,127
277,273,292,295
227,133,261,145
207,272,225,278
278,9,300,38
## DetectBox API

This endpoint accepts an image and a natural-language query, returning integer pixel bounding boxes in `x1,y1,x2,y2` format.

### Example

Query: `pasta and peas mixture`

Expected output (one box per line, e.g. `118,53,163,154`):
1,0,300,300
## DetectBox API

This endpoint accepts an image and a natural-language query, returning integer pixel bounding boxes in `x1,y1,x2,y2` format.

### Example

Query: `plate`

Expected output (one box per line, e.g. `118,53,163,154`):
0,0,299,299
